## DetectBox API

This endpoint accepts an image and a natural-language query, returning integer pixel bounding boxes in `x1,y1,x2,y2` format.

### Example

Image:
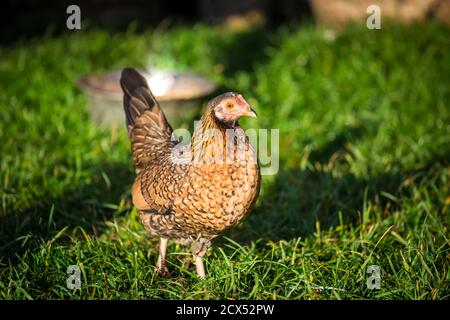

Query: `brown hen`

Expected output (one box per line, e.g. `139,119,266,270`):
120,68,260,277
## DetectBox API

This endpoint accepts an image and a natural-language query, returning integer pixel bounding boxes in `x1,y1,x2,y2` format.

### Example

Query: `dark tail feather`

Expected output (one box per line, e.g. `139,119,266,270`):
120,68,159,132
120,68,174,169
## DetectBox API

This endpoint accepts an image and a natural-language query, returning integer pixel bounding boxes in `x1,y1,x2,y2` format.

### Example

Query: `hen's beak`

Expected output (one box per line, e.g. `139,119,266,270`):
241,107,257,118
236,94,257,118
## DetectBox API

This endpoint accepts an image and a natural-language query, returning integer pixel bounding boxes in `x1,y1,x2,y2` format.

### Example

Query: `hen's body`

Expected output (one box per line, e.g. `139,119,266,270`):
121,68,260,277
135,152,260,242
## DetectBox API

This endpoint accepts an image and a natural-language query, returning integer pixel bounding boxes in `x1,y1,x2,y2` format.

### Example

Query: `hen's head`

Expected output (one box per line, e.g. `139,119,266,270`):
209,92,257,125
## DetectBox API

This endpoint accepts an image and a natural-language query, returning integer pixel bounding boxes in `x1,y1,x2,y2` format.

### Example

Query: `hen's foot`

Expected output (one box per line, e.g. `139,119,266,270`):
154,264,171,278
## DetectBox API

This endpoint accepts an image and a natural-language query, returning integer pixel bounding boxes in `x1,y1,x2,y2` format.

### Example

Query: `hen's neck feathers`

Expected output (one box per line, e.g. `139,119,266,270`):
191,108,238,164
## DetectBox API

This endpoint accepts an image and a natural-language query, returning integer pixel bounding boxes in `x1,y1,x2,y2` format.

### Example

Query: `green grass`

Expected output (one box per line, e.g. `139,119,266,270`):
1,22,449,299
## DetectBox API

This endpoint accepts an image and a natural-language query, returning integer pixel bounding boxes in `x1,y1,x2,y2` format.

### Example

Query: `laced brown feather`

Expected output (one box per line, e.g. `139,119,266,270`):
121,68,260,248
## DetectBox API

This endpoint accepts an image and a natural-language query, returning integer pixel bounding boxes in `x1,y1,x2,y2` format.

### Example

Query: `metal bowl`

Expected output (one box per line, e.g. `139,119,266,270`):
76,69,216,128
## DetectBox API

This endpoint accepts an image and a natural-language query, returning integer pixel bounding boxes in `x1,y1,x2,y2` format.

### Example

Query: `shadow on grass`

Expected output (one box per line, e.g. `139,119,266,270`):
225,167,403,245
0,159,134,259
222,124,433,244
225,140,449,245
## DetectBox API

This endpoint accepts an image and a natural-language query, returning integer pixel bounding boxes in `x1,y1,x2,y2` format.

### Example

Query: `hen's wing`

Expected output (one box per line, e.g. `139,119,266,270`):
120,68,176,171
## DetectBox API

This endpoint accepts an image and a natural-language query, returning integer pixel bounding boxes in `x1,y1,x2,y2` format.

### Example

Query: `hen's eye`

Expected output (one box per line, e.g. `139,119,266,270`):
225,103,234,109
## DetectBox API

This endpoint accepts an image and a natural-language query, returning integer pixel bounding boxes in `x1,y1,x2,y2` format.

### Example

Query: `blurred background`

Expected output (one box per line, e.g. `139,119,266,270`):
0,0,449,299
1,0,449,43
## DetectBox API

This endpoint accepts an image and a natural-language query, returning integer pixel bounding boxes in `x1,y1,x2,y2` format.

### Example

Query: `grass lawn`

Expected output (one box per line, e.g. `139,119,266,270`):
0,22,449,300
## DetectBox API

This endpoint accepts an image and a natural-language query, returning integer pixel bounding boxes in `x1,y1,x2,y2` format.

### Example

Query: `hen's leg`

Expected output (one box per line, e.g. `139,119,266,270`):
155,237,170,277
195,255,205,278
191,239,211,278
